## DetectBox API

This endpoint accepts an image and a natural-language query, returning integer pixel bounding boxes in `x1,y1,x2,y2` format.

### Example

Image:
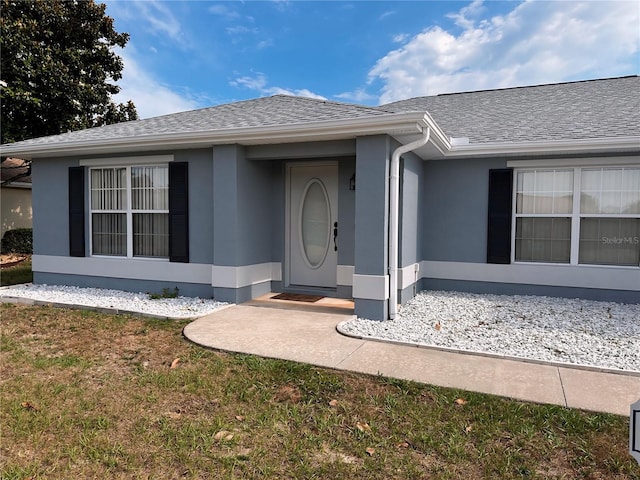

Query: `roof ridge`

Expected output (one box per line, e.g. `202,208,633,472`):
268,93,388,113
379,75,639,105
434,75,639,98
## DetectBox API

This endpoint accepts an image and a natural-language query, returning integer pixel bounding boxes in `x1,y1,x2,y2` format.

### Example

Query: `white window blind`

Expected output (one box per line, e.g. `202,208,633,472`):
514,166,640,267
90,165,169,258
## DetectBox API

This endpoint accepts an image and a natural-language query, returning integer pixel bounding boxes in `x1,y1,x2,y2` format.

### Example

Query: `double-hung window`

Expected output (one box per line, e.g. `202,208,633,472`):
90,165,169,258
514,166,640,266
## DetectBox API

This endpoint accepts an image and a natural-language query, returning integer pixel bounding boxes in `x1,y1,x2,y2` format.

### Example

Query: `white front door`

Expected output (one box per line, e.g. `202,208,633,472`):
288,163,338,289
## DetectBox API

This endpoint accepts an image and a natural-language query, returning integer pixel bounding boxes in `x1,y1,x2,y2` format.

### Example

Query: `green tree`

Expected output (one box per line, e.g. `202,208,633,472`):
0,0,138,144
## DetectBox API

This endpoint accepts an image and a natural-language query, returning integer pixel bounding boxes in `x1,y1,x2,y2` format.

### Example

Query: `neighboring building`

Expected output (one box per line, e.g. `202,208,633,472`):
0,76,638,319
1,158,32,236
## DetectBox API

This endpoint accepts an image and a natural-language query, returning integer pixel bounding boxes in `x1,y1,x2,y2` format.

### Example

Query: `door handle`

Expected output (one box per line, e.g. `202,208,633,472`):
333,221,338,251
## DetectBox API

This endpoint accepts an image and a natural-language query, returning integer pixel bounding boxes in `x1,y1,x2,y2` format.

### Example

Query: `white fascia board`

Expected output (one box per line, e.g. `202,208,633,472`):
445,136,640,158
420,112,452,154
0,112,431,159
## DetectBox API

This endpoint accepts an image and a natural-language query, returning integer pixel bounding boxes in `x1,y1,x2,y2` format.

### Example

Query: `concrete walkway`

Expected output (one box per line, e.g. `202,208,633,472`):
183,298,640,416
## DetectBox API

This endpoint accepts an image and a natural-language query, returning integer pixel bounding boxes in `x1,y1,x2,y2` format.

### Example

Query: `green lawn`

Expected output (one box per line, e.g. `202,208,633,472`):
1,258,33,286
1,303,637,479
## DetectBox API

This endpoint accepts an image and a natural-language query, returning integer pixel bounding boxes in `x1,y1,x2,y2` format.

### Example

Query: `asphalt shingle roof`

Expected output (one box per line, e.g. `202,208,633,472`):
379,76,640,144
6,95,389,148
3,76,639,150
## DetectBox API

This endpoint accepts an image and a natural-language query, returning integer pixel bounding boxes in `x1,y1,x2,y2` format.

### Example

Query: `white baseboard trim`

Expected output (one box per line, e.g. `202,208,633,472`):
353,274,389,300
211,262,281,288
419,260,640,291
33,255,212,284
399,263,420,290
33,255,284,289
337,265,354,286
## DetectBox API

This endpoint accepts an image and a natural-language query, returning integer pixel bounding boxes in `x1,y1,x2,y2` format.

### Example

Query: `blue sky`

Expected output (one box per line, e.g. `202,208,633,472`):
104,0,640,119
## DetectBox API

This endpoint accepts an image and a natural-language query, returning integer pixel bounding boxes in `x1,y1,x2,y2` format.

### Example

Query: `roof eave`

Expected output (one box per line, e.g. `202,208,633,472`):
0,112,432,160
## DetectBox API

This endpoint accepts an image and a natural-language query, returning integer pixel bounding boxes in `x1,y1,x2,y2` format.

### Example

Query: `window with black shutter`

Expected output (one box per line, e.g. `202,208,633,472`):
169,161,189,263
487,168,513,264
69,166,86,257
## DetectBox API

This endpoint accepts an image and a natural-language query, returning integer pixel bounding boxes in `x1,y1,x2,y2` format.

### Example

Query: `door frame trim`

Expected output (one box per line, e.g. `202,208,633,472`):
284,160,339,290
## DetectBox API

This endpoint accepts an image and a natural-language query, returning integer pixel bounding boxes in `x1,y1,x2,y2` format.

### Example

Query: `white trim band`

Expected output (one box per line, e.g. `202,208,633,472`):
337,265,354,286
420,260,640,291
33,255,283,289
399,263,420,290
211,263,281,288
353,274,389,300
33,255,211,284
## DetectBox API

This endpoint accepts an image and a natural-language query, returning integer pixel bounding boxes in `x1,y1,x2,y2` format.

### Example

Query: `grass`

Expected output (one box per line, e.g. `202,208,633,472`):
0,258,33,286
1,303,638,479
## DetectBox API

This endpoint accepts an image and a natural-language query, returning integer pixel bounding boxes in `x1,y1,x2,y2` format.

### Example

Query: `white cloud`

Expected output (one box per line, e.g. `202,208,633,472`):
230,74,327,100
272,0,291,12
392,33,409,44
369,0,640,103
335,88,377,103
257,39,274,50
144,2,181,40
113,49,200,119
226,25,259,36
208,4,240,19
380,10,396,21
106,0,185,46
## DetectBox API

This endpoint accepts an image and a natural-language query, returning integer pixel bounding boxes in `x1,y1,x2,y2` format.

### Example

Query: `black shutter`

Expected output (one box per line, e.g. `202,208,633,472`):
487,168,513,264
169,162,189,263
68,166,85,257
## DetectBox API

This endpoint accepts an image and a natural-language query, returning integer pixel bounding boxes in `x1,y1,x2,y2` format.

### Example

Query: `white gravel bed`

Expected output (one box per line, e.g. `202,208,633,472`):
0,283,229,319
339,291,640,372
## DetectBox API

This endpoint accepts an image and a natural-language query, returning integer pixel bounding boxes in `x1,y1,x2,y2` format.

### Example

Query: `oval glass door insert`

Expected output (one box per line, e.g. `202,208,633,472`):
299,178,331,269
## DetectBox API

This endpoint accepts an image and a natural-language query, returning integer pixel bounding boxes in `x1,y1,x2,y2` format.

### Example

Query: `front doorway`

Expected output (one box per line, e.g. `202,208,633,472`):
286,162,338,290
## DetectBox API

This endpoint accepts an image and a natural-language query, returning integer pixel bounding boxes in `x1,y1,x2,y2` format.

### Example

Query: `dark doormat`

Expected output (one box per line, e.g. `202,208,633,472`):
272,293,324,303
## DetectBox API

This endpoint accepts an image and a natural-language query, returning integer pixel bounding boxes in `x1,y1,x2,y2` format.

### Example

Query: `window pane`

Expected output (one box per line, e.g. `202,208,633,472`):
579,218,640,266
132,166,168,210
515,217,571,263
516,170,573,214
133,213,169,257
581,167,640,214
622,169,640,214
91,168,126,210
92,213,126,256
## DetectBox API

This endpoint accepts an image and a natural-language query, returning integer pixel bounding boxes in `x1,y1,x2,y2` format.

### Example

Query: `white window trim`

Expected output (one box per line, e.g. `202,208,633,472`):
512,164,640,268
89,164,169,260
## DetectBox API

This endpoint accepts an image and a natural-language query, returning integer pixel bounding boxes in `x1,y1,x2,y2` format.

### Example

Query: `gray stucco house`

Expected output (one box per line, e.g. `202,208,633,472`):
1,76,638,319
